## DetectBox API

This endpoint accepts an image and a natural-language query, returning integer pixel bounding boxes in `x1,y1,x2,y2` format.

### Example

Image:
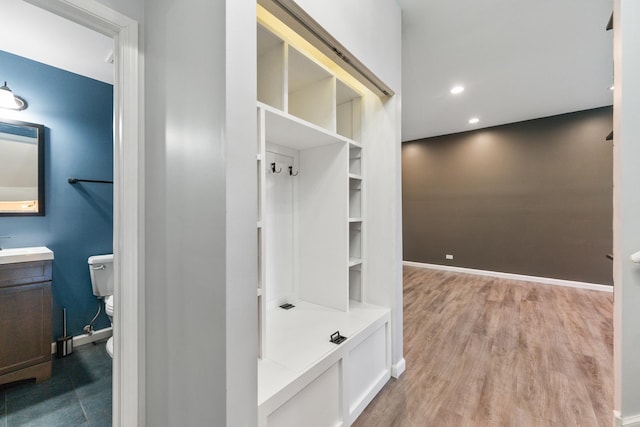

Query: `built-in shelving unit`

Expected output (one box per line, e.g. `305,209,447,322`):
348,140,363,302
256,9,392,426
258,24,285,110
337,81,362,142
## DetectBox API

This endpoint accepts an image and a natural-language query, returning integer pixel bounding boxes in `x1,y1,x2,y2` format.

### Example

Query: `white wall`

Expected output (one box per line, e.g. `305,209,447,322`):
362,92,405,376
95,0,143,22
225,0,259,425
144,0,257,425
294,0,402,92
144,0,226,423
613,0,640,421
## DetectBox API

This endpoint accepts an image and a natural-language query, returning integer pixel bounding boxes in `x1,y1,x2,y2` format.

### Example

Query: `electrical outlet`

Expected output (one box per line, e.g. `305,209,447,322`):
445,254,454,260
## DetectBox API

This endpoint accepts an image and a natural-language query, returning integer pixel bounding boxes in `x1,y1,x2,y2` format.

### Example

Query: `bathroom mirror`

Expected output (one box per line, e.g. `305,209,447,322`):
0,119,45,216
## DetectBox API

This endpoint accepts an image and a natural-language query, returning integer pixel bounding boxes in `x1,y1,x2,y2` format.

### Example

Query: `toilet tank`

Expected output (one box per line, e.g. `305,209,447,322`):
88,254,114,297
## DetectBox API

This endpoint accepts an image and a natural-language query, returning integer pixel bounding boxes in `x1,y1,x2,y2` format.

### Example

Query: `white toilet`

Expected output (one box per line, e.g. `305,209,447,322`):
88,254,114,358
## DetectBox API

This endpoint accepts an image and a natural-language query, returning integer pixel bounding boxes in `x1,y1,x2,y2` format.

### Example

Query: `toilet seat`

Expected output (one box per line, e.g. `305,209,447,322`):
106,336,114,358
105,295,114,317
104,295,114,358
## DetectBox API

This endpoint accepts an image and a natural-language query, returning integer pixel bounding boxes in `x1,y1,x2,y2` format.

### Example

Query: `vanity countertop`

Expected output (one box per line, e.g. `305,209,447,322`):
0,247,54,265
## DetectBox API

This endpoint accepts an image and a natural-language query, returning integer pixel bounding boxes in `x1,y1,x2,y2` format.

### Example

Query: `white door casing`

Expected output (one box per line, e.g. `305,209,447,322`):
23,1,143,426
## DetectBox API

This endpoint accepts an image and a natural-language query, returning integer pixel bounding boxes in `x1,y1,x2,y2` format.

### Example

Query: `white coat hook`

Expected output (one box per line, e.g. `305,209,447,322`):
271,162,282,174
289,166,299,176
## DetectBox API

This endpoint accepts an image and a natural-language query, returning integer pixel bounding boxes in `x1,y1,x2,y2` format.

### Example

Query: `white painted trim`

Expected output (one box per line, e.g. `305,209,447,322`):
391,357,405,378
24,2,143,427
615,411,640,426
111,12,144,427
624,415,640,426
403,261,613,293
51,327,113,354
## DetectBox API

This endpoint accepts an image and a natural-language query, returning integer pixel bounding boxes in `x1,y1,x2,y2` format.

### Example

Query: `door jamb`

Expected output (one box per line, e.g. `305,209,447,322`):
23,1,144,426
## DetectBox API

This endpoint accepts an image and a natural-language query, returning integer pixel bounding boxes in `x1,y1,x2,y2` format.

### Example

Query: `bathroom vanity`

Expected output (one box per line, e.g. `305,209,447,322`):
0,247,53,386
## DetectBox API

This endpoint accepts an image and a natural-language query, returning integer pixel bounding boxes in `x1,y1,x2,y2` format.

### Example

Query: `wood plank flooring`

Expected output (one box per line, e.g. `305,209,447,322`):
354,266,613,427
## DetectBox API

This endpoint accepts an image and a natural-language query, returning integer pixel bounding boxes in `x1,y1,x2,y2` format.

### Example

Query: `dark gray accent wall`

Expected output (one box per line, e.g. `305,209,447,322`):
402,106,613,285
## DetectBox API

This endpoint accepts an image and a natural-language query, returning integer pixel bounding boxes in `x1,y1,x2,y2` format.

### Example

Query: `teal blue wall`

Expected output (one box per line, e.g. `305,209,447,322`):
0,50,113,338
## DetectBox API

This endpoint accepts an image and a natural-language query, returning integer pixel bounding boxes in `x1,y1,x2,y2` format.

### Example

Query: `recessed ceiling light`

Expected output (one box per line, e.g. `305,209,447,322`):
450,85,465,95
468,117,480,124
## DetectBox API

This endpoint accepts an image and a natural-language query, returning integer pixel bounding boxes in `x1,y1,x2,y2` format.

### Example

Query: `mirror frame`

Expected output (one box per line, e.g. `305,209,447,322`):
0,118,45,217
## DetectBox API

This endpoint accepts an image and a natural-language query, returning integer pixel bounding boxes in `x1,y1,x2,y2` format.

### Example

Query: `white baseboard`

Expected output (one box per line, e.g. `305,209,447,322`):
615,411,640,426
391,357,406,378
403,261,613,293
51,326,113,354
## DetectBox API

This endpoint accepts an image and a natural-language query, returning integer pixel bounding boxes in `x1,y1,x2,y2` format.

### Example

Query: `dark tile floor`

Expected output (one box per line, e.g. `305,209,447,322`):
0,340,112,427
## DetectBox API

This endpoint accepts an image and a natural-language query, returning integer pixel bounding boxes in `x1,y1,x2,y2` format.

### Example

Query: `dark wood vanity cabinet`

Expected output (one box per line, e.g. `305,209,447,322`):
0,260,52,386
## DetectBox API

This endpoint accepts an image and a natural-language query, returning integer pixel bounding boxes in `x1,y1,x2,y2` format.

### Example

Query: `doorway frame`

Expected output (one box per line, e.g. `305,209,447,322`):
23,1,143,426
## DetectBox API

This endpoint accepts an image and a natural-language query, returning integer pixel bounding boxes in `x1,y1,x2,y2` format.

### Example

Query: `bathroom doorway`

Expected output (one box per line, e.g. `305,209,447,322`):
0,1,141,425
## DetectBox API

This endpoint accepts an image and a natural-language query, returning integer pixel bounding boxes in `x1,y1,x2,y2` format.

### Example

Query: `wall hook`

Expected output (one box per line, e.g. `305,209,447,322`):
271,162,282,174
289,166,299,176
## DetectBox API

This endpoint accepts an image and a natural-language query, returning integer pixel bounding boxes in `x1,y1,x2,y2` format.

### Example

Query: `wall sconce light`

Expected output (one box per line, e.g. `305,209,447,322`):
0,81,28,111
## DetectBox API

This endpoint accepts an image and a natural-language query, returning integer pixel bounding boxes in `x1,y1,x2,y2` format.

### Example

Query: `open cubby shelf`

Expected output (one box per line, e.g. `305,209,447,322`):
257,24,362,143
260,102,351,149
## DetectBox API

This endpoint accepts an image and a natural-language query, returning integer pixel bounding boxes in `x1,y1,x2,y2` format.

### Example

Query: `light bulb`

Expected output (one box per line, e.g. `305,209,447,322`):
0,82,26,110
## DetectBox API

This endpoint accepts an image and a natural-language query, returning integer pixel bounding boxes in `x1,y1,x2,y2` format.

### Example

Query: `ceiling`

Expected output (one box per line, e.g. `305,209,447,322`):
1,1,613,142
396,0,614,141
0,0,113,85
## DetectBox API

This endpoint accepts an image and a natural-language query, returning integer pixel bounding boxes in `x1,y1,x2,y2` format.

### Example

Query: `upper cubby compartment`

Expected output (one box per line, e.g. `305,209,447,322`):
258,24,285,110
287,47,336,132
336,80,362,142
257,22,363,143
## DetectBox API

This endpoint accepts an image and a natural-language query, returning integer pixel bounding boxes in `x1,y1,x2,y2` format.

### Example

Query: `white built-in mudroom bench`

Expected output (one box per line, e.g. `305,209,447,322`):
255,3,402,425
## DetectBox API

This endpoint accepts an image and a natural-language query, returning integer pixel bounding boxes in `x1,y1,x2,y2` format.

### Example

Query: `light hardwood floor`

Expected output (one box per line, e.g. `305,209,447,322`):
354,266,613,427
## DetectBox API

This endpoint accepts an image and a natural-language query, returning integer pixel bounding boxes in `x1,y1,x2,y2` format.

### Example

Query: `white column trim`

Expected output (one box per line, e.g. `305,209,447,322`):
24,2,144,426
615,410,640,426
403,261,613,293
391,357,406,378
